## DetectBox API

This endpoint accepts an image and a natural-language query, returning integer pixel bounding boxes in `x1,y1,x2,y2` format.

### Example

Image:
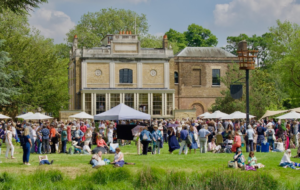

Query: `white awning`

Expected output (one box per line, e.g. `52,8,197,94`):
69,112,94,119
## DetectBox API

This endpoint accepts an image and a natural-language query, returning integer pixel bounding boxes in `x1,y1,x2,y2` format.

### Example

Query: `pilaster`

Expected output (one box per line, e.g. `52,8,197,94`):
109,62,115,88
137,62,143,88
164,62,170,89
82,93,85,112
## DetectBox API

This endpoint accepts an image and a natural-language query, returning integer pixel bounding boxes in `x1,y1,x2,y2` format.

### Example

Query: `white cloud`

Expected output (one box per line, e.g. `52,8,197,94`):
29,8,76,44
214,0,300,27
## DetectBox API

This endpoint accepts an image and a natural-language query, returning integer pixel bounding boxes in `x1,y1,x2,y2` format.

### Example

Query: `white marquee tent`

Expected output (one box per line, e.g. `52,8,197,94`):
222,111,256,120
198,112,210,118
23,113,53,120
203,110,229,119
0,114,11,119
276,111,300,119
16,112,34,119
69,112,93,119
94,103,151,120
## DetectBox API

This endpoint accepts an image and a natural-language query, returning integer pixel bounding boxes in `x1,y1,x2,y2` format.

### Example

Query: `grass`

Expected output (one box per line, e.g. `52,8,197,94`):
0,142,300,189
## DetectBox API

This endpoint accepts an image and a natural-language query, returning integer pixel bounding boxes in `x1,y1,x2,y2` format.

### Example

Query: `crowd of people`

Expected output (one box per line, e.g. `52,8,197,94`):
0,117,300,169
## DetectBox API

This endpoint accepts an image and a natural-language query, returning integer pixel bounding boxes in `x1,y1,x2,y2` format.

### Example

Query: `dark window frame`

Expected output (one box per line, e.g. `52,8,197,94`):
212,69,220,85
119,69,133,83
174,72,179,84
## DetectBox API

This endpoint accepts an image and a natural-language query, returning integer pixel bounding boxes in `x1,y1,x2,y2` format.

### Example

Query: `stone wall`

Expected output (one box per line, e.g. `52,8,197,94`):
142,63,164,88
87,62,109,88
174,109,197,120
59,110,83,121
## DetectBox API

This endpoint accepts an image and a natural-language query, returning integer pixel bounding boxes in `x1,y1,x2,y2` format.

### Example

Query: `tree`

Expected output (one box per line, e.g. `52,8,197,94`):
0,10,69,117
210,63,283,118
184,24,218,47
0,40,22,105
139,34,180,54
267,20,300,107
66,8,149,48
165,28,187,50
0,0,47,14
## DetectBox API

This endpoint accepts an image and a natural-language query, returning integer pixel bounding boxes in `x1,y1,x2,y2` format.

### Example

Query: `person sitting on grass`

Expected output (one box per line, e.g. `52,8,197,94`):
70,141,82,154
233,148,245,169
280,149,300,170
90,151,105,169
224,135,233,153
83,141,92,154
112,148,124,167
39,155,54,165
208,137,221,153
273,138,285,152
247,151,265,169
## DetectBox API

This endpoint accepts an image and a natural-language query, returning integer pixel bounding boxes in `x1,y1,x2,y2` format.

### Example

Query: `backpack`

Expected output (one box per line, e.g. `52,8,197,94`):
142,132,148,141
257,126,263,134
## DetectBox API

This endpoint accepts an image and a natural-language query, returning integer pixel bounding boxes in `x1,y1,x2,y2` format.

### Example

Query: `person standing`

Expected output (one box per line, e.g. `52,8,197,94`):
107,125,114,145
179,125,188,155
163,124,168,143
139,127,153,155
85,128,93,148
40,125,50,154
67,123,72,142
30,124,37,153
5,126,15,159
61,126,68,153
256,123,266,149
152,125,162,154
168,127,180,154
246,125,255,152
266,125,275,150
23,127,32,165
49,124,57,153
198,125,211,153
188,126,198,154
80,122,87,142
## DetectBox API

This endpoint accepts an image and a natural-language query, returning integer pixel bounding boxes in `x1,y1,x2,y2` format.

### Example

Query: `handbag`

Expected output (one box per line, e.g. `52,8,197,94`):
143,133,148,141
194,133,198,141
272,134,276,141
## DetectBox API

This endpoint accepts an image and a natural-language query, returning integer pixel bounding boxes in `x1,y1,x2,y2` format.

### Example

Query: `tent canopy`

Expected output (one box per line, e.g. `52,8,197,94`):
0,114,11,119
69,112,93,119
198,112,210,118
23,113,53,120
203,110,229,119
260,110,288,119
276,111,300,119
94,103,151,120
16,112,34,119
222,111,255,120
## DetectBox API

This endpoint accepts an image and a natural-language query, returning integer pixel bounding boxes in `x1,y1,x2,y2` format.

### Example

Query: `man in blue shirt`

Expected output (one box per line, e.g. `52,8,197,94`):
40,125,50,154
179,125,189,155
199,126,211,153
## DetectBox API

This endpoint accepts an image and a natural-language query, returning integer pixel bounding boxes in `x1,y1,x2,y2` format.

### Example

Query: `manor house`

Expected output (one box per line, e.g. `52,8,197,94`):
63,32,238,120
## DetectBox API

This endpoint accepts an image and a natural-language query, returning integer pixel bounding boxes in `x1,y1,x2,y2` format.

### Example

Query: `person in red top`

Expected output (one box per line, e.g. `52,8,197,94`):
97,134,108,148
49,124,57,153
231,132,242,153
67,123,72,142
80,122,87,142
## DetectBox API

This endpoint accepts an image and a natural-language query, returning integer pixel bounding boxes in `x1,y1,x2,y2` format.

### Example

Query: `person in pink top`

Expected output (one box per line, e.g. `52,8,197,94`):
80,122,87,142
231,132,242,153
96,135,109,148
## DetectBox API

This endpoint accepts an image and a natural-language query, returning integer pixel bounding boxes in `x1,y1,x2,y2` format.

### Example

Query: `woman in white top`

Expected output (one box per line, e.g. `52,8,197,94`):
30,124,37,153
85,128,92,148
107,124,114,145
280,149,300,170
273,138,285,152
83,141,92,154
5,126,15,159
112,147,124,167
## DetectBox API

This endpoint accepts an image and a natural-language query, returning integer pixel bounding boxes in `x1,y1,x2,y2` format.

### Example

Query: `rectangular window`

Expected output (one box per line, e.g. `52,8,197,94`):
167,93,173,115
192,69,201,85
153,94,162,115
96,94,106,114
212,69,220,85
124,93,134,108
85,94,91,114
139,93,148,113
110,93,120,108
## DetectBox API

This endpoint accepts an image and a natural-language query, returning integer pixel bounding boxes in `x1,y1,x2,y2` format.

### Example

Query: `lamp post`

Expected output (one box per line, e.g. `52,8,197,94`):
237,40,258,126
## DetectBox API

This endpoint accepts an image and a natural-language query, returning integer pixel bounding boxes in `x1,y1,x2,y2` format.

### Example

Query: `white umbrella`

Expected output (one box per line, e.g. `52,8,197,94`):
23,113,53,120
16,112,34,119
69,112,93,119
276,111,300,119
222,111,256,120
203,110,229,119
198,112,210,118
0,114,11,119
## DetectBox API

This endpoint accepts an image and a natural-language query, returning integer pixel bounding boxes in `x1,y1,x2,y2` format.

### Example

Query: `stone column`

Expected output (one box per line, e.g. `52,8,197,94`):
134,93,137,110
109,62,115,88
136,93,139,110
137,62,143,88
164,62,170,89
105,93,109,111
172,93,175,116
164,93,168,116
93,93,96,115
82,93,85,111
162,93,165,116
81,61,87,89
149,93,153,115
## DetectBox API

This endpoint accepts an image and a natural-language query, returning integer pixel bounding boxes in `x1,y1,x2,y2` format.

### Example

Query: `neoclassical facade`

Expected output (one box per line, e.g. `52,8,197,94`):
68,33,175,118
65,33,239,120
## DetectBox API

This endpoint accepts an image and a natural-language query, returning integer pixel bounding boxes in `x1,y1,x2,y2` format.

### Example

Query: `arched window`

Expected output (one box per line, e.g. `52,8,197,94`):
119,69,133,83
174,72,178,84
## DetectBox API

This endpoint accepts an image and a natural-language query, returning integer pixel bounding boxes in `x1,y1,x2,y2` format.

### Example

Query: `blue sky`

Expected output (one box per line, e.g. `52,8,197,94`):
29,0,300,47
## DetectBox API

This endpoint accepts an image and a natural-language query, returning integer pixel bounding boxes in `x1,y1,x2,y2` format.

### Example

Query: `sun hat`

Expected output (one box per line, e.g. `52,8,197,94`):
153,125,158,128
71,126,76,130
237,148,242,152
72,141,78,146
158,126,163,130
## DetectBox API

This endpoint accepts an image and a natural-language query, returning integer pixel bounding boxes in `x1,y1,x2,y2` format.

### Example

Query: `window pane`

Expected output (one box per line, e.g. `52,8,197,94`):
96,94,106,114
119,69,133,84
212,69,220,85
167,93,173,115
85,94,91,114
139,93,148,113
174,72,178,84
110,94,120,108
192,69,201,85
125,93,134,108
153,94,162,115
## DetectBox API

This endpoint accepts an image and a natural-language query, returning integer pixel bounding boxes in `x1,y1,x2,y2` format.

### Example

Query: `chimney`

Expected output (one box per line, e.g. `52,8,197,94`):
129,31,132,35
163,34,168,49
126,31,129,34
122,31,125,34
119,31,122,34
73,34,78,52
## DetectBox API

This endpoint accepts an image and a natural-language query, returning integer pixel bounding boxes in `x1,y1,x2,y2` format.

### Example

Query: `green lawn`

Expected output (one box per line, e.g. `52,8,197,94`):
0,142,299,189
